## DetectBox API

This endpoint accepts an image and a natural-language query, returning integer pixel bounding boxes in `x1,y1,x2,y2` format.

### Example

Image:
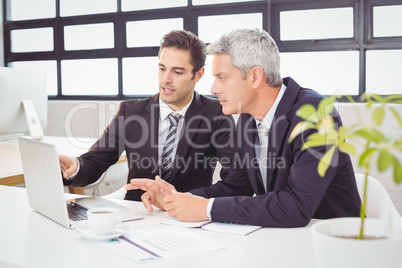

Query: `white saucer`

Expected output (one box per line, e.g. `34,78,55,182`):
76,224,129,241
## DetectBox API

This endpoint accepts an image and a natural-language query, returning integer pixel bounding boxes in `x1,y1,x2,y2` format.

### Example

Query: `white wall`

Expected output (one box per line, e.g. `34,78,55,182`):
337,103,402,216
45,100,402,214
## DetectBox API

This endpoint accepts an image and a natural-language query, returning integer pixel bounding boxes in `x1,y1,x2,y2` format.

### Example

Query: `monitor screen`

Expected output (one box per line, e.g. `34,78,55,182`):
0,67,47,136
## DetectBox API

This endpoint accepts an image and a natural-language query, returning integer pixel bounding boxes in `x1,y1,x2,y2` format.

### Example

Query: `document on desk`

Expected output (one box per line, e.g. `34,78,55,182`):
161,219,262,236
102,226,226,262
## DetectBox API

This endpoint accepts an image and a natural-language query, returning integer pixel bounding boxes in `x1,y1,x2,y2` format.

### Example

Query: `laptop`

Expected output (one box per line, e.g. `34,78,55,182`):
18,137,143,228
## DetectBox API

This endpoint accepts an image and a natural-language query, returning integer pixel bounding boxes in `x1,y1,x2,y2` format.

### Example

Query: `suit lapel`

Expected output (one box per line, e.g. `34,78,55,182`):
145,94,160,176
266,77,300,192
241,115,266,195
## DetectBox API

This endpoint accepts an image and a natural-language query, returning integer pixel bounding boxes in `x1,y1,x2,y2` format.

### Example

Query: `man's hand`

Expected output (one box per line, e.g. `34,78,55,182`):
125,176,175,212
59,154,79,179
163,188,210,222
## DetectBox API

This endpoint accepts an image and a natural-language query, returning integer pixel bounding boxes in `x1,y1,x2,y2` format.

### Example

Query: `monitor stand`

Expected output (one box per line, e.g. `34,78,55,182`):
23,99,44,140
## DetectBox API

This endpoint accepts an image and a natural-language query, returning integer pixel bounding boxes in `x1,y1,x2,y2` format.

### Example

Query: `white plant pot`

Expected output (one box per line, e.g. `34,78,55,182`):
311,217,402,268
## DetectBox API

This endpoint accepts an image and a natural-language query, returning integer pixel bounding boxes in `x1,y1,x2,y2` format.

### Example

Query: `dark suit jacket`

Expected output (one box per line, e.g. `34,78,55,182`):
65,92,237,201
191,77,361,227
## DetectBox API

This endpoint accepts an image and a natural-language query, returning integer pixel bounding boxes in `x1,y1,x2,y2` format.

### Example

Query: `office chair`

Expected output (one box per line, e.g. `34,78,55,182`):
103,185,127,200
84,162,128,196
354,173,402,222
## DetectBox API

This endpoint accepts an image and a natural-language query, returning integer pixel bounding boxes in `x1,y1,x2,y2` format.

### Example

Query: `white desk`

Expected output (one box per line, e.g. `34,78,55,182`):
0,136,126,194
0,185,317,268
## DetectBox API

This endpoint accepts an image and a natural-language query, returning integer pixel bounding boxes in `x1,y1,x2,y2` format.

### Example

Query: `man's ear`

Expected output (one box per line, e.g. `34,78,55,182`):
248,66,264,89
250,66,265,88
193,67,205,83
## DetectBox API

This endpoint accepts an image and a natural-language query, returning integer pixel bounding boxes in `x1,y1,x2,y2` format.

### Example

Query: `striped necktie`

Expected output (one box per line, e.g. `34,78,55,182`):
161,113,181,181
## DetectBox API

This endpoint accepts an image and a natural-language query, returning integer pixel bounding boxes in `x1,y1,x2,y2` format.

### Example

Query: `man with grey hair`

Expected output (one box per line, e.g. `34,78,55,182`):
127,28,361,227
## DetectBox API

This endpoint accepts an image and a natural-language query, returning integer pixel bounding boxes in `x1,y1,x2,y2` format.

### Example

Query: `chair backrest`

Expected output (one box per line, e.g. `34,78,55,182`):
103,186,127,200
355,173,401,222
101,162,129,184
84,162,128,196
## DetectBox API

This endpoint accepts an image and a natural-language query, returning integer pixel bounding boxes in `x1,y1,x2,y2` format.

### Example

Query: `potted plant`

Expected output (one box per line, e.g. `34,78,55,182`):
288,94,402,268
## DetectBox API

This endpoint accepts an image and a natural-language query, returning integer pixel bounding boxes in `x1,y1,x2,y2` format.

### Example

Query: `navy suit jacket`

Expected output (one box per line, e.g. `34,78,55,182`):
191,77,361,227
65,92,237,201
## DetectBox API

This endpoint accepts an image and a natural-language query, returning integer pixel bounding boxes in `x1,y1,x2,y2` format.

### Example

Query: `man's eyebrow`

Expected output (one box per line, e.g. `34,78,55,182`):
158,63,186,71
213,72,225,76
173,67,186,71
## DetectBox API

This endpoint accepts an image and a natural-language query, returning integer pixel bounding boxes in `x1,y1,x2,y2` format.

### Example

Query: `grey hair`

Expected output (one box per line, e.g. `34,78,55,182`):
207,28,282,87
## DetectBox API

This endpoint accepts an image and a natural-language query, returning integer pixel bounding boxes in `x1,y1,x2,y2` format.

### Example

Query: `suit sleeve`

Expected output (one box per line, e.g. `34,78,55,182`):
64,103,126,187
190,146,255,198
210,110,238,181
209,125,342,228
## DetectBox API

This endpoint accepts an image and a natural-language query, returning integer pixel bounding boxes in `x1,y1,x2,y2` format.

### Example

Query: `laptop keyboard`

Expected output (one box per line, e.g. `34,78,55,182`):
67,202,88,221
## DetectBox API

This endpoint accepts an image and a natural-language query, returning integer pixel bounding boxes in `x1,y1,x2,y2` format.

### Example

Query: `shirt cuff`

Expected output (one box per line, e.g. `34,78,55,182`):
65,161,80,180
206,198,215,220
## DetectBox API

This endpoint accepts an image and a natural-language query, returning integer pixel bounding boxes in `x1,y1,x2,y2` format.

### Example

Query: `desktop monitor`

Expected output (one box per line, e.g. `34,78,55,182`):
0,67,47,139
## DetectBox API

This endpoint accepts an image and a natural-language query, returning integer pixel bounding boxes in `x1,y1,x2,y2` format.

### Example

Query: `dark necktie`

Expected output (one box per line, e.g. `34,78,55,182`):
161,113,181,181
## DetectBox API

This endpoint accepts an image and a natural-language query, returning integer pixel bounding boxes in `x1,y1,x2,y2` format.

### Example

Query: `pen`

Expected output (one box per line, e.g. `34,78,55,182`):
120,236,162,259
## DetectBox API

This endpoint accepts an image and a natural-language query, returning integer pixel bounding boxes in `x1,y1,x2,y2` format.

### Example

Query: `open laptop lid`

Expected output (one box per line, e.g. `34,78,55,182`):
19,137,71,228
19,137,143,228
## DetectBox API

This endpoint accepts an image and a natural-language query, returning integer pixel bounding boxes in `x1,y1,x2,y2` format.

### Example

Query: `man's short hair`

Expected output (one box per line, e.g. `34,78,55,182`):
207,28,282,87
159,30,207,78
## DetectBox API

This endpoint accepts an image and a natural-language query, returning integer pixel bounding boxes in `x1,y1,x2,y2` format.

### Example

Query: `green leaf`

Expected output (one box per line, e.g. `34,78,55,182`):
318,96,336,118
371,129,387,143
318,146,336,177
377,150,393,172
288,121,314,143
389,106,402,127
384,94,402,103
296,104,318,122
345,95,355,104
339,142,356,155
369,94,384,103
358,148,376,167
393,159,402,184
301,132,333,150
302,139,331,151
372,106,385,126
352,129,379,143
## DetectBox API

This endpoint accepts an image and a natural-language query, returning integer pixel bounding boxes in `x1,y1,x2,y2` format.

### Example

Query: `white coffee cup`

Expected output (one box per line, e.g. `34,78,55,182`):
87,207,121,235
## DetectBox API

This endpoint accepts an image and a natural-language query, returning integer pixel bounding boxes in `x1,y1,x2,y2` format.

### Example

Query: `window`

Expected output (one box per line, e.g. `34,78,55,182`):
373,5,402,38
61,58,118,96
126,18,184,48
11,27,54,52
60,0,117,17
8,0,55,21
64,23,115,50
280,51,359,96
280,8,353,40
271,0,402,99
198,13,263,43
3,0,402,100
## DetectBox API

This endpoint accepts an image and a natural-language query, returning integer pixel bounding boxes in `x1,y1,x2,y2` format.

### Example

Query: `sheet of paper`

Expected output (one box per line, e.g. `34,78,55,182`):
201,222,262,236
102,226,226,262
160,218,211,228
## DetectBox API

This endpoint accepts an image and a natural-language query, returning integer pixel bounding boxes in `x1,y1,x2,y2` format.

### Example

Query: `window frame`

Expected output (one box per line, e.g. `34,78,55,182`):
3,0,402,101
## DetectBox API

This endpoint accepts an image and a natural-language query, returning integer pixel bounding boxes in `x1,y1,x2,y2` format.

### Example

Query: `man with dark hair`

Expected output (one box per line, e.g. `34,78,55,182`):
59,30,236,201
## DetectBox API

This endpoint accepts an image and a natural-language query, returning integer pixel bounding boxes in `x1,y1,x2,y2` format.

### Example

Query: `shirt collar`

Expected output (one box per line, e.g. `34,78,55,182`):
255,83,287,129
159,93,194,122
